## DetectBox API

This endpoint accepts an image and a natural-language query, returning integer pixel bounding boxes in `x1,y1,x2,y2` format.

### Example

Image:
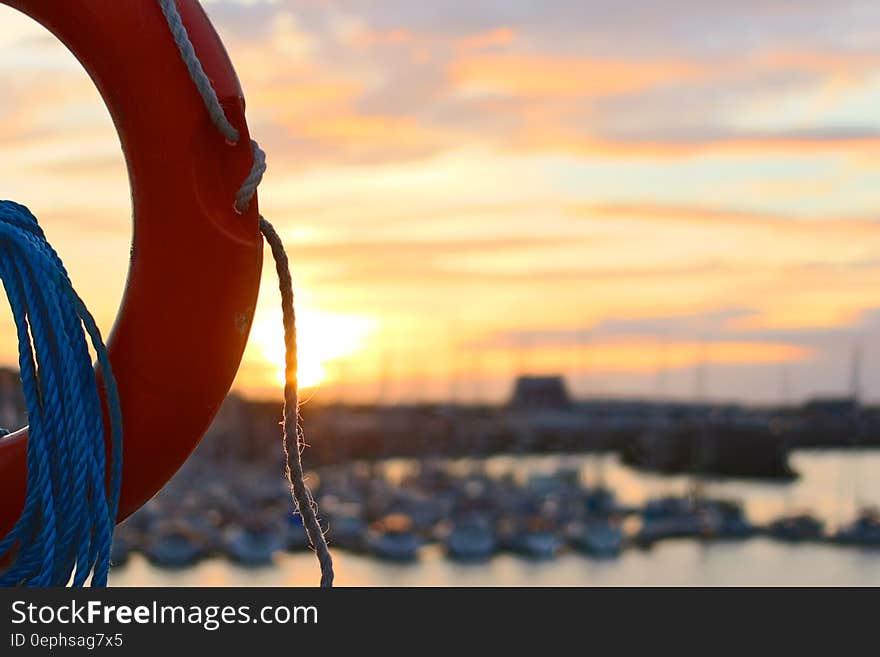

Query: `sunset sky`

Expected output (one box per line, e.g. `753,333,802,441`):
4,1,880,404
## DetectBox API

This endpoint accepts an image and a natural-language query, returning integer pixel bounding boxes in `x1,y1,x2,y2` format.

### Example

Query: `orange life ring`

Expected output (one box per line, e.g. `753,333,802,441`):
0,0,263,539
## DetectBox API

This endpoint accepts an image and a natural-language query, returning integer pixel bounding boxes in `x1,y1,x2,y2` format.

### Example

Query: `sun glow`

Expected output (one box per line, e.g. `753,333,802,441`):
249,308,374,390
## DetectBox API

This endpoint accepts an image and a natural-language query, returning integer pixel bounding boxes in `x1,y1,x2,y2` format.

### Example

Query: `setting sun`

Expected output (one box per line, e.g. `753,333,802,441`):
248,307,375,390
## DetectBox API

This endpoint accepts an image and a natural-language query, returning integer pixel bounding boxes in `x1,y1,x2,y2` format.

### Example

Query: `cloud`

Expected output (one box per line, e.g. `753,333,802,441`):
487,302,880,362
450,54,703,98
191,1,880,167
576,202,880,237
7,1,880,400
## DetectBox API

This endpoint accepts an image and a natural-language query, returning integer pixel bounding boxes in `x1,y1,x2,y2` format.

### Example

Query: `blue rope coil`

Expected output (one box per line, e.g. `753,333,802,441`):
0,200,123,587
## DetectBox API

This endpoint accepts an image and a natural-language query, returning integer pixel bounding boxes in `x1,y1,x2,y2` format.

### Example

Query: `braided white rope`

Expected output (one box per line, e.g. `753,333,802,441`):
235,140,266,213
157,0,333,587
157,0,240,144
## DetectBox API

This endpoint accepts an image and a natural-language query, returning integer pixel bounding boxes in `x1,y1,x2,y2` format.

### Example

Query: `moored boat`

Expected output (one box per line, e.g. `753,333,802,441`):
445,517,497,561
366,514,421,562
636,495,706,546
833,507,880,547
502,516,562,560
568,517,624,557
223,522,283,567
143,523,207,569
767,513,824,542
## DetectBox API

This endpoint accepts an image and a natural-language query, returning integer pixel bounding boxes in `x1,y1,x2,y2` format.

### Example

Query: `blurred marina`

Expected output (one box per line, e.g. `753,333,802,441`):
4,367,880,585
108,450,880,586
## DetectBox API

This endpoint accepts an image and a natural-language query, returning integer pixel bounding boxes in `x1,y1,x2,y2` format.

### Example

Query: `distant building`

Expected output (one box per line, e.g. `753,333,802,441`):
508,376,571,410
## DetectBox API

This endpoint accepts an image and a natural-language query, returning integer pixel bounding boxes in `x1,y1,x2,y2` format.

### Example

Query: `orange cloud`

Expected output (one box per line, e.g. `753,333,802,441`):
296,113,443,155
253,79,363,111
506,125,880,160
485,339,812,377
745,48,880,81
348,25,516,53
456,27,516,52
451,54,704,98
578,203,880,238
348,28,414,49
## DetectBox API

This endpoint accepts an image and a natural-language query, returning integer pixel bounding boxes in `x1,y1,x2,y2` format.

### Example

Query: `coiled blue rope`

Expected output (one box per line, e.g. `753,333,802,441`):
0,200,123,587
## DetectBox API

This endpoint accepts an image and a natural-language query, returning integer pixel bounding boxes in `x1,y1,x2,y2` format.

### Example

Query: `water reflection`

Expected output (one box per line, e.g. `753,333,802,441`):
111,541,880,587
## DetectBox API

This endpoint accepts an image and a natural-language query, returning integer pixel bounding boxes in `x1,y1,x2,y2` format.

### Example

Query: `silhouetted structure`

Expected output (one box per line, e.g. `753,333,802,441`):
509,376,571,410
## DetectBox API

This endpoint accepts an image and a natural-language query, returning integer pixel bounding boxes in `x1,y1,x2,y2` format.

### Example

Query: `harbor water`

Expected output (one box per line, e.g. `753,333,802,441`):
109,450,880,586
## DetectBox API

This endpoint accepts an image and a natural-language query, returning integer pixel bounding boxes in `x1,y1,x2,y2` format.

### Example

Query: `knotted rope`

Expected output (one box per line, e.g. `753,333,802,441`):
0,201,123,587
158,0,333,587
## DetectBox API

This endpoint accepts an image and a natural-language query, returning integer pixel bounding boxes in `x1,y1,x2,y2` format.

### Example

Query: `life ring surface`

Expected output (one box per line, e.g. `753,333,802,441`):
0,0,263,539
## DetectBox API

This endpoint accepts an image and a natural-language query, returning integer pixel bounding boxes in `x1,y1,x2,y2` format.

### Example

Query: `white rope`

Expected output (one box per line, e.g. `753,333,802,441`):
157,0,240,144
157,0,333,587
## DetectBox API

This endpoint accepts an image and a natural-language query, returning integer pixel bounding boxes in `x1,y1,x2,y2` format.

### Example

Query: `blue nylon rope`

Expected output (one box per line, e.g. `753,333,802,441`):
0,200,123,587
